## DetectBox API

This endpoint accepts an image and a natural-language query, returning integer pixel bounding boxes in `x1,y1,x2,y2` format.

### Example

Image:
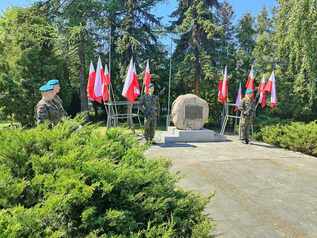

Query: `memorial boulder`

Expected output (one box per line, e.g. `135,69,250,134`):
171,94,209,130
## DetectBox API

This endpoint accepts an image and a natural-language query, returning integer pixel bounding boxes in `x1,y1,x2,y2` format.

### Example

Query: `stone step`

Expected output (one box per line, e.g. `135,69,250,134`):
160,127,226,143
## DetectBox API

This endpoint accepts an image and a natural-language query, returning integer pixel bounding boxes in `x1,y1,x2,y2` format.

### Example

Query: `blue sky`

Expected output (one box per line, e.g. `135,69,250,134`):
1,0,276,20
0,0,276,49
154,0,276,25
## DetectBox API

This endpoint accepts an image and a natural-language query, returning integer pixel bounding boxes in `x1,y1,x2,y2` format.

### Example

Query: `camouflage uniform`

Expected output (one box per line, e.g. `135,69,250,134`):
139,95,160,142
35,99,62,125
239,97,255,142
52,95,67,118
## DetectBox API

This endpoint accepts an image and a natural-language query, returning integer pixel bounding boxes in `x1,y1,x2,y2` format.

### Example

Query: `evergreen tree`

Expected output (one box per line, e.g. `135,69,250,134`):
252,7,275,81
0,7,68,126
235,13,256,88
216,0,235,68
171,0,219,96
236,13,256,54
215,1,239,102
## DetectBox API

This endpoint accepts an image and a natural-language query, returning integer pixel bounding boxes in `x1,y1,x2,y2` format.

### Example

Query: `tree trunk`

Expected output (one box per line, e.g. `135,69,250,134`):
193,46,201,96
79,34,88,111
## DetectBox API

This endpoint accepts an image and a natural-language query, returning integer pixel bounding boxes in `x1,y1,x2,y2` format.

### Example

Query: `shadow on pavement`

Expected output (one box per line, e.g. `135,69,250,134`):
154,143,197,148
250,142,277,149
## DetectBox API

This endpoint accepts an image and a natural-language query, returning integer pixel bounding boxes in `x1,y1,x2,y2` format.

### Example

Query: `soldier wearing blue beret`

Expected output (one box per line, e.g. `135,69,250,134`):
47,79,67,118
35,84,61,125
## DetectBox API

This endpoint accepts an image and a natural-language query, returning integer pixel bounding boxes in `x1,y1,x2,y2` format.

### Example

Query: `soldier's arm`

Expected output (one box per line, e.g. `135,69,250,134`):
54,96,68,117
36,104,49,125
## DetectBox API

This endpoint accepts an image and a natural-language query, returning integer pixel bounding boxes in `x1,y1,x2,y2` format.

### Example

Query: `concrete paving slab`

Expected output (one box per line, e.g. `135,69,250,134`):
145,136,317,238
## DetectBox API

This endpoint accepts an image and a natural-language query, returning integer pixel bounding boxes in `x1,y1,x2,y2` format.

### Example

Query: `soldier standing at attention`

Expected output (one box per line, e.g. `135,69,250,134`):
139,83,160,143
239,89,255,144
35,84,61,125
47,79,67,118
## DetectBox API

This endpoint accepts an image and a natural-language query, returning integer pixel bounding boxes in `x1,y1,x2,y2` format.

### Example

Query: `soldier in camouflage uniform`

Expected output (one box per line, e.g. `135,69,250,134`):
239,89,255,144
139,83,160,143
35,84,62,125
47,79,67,118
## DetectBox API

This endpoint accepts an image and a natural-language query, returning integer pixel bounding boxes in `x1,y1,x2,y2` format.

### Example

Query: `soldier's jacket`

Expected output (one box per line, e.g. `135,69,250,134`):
139,95,160,120
35,99,61,125
239,97,255,120
52,95,67,118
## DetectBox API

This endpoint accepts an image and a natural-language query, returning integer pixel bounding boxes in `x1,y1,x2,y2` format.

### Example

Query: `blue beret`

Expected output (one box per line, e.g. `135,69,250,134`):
39,84,54,92
47,79,60,86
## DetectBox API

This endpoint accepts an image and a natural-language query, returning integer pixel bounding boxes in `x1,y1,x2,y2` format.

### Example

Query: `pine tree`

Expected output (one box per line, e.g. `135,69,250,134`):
171,0,219,96
235,13,256,86
252,7,275,81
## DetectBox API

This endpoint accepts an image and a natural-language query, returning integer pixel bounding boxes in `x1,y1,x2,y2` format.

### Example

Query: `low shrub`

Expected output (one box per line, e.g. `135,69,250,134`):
257,120,317,156
254,114,291,132
0,118,213,237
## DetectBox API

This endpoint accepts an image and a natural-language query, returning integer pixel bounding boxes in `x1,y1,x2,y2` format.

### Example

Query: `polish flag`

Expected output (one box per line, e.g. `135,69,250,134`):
102,64,111,102
234,82,242,111
143,60,151,95
87,62,96,101
221,66,229,103
94,56,105,103
258,76,267,108
122,58,140,102
217,79,223,103
246,65,255,98
264,71,277,108
133,63,140,96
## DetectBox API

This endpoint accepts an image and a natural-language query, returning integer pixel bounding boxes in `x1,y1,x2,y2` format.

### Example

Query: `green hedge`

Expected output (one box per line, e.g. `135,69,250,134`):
256,121,317,156
0,119,213,237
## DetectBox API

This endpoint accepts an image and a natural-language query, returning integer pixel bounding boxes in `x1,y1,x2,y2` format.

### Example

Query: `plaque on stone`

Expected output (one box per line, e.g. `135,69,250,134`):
185,105,203,120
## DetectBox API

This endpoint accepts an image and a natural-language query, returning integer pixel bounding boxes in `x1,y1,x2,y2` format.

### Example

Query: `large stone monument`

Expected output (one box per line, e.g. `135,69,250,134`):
171,94,209,130
159,94,226,143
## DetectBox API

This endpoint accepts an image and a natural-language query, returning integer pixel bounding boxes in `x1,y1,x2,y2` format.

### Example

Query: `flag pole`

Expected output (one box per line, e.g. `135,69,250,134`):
108,29,114,103
140,60,147,97
166,35,172,130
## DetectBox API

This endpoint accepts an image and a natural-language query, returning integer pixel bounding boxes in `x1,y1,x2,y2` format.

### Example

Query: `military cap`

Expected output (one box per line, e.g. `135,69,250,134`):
39,84,54,92
245,89,253,95
47,79,60,86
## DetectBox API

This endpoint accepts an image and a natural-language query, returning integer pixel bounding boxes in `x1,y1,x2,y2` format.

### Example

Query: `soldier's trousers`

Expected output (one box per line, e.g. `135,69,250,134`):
240,117,252,140
144,118,156,141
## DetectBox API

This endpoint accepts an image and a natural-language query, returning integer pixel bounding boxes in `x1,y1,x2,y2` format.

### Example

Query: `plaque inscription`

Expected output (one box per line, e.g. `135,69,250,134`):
185,105,203,120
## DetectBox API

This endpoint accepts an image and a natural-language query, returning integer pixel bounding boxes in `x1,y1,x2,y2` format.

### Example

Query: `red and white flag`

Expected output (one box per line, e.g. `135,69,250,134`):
234,82,242,111
94,56,105,103
217,79,223,103
258,76,267,108
133,63,140,96
87,62,96,101
143,60,151,95
102,64,111,102
221,66,229,104
265,71,277,108
246,65,255,98
122,58,140,102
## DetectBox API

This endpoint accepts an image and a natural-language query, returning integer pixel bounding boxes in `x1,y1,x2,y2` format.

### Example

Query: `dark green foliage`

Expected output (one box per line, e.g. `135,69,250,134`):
0,7,71,126
256,121,317,157
170,0,220,95
0,119,213,237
